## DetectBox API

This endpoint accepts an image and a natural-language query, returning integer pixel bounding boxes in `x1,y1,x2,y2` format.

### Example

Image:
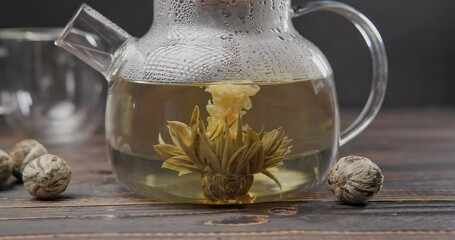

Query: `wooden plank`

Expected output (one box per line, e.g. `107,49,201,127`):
0,231,454,240
0,202,454,236
0,108,454,239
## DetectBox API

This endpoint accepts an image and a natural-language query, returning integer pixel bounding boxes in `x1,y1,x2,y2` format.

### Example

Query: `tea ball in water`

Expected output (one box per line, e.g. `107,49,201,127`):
9,139,48,181
328,156,384,205
0,150,13,183
22,154,71,199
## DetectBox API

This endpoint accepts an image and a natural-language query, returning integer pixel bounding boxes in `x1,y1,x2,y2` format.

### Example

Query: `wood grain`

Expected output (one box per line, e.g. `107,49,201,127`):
0,108,454,239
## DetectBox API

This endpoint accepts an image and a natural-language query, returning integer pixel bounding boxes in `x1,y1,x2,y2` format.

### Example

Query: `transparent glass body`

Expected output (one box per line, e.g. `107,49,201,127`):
0,28,106,144
56,0,387,204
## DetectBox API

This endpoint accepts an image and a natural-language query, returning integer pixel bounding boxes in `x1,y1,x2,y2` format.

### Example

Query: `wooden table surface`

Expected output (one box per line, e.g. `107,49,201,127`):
0,108,454,239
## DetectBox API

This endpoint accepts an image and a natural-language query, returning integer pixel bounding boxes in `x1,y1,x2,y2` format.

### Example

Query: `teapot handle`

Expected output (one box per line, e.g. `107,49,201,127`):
0,47,7,115
292,1,388,146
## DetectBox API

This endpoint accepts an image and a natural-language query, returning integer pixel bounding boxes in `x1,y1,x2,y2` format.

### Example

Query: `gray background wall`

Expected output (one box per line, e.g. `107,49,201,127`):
1,0,454,107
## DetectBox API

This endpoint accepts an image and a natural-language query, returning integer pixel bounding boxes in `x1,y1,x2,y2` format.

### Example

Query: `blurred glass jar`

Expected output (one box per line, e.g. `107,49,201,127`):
0,28,106,144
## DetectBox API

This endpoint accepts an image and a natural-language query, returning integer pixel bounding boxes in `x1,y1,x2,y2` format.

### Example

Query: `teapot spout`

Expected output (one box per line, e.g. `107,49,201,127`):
55,4,131,77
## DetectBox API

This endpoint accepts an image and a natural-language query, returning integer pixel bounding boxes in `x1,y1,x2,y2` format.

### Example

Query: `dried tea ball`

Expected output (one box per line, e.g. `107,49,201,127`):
328,155,384,205
22,154,71,199
10,139,48,181
0,150,13,183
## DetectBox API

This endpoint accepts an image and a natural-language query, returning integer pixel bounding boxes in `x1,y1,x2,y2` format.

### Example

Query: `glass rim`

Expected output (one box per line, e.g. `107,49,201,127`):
0,28,63,41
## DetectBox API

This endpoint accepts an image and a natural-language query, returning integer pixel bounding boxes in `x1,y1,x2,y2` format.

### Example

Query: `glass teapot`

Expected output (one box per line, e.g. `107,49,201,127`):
56,0,387,204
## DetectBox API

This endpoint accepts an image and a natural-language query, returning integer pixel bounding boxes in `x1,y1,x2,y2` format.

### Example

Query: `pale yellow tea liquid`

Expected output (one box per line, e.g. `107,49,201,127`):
106,77,338,204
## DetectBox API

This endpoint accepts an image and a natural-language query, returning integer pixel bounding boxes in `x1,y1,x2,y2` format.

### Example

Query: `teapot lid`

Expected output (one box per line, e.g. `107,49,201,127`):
113,0,332,83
